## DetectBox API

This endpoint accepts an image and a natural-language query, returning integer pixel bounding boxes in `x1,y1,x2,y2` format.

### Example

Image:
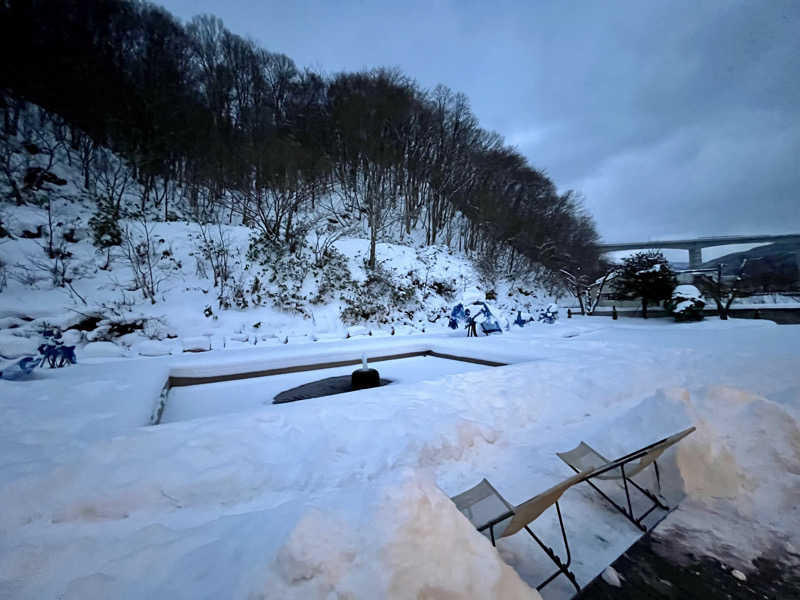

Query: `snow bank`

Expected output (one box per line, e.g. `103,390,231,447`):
380,474,540,599
265,474,540,599
598,386,800,570
659,387,800,568
0,332,39,358
80,341,126,358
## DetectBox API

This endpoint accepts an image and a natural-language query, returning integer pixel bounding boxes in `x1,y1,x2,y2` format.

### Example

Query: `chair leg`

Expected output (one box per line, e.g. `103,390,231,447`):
626,477,669,510
568,464,668,532
582,477,647,532
522,502,581,593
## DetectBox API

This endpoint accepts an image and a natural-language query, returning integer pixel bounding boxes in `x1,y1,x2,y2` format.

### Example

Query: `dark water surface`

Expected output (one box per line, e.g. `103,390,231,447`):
272,374,391,403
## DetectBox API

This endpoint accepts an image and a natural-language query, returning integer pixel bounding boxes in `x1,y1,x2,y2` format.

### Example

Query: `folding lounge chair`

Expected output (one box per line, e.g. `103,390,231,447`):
556,426,695,532
450,471,590,593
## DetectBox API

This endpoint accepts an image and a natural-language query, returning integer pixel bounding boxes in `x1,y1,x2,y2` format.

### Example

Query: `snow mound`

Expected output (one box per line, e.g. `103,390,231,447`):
380,474,539,599
272,510,359,596
610,387,800,569
672,285,702,300
181,337,211,352
265,473,541,599
0,332,38,358
80,341,126,358
134,340,173,357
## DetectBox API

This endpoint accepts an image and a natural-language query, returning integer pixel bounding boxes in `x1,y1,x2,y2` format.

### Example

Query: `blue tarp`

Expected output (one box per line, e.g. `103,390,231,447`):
538,303,559,324
0,356,41,381
450,301,503,334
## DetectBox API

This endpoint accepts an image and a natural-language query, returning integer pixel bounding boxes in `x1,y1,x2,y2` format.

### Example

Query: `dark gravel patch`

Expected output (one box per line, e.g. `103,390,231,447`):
578,535,800,600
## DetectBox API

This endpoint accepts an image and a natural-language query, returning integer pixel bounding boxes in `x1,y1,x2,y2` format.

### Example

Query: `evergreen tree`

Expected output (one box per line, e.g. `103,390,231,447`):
616,251,676,318
88,199,122,269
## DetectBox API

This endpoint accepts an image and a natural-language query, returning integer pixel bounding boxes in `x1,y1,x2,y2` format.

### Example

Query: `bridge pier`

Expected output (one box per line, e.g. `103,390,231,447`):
688,246,703,268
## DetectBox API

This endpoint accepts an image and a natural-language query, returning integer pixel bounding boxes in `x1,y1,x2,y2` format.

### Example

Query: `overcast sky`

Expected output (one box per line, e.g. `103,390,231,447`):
159,0,799,254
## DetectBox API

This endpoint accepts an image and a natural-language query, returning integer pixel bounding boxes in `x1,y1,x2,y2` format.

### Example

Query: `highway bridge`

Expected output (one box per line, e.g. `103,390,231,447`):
598,233,800,268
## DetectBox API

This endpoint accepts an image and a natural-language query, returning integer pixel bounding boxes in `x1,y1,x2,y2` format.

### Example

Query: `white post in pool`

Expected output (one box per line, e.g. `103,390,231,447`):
361,353,368,370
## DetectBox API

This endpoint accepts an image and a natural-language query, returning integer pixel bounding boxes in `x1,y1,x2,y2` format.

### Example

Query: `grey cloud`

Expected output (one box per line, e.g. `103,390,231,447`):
159,0,800,242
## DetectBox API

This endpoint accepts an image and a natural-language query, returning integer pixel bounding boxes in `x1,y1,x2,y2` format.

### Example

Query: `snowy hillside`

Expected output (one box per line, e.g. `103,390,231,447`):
0,114,558,362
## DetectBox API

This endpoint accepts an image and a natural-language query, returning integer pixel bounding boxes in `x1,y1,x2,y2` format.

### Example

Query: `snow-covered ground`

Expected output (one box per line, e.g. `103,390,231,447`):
1,317,798,599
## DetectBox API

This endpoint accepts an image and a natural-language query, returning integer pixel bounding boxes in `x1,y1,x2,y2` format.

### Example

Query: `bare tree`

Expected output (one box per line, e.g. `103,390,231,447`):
694,261,746,320
92,148,134,213
195,220,232,295
122,215,166,304
560,268,591,315
0,134,25,204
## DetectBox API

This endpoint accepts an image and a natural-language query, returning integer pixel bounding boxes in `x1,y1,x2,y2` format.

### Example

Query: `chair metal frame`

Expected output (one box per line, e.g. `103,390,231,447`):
475,501,580,593
558,427,695,532
564,450,668,532
451,427,695,594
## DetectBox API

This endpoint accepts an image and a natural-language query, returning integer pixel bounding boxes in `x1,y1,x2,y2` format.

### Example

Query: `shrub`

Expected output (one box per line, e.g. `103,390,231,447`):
310,247,352,305
666,285,705,322
89,200,122,249
340,260,420,325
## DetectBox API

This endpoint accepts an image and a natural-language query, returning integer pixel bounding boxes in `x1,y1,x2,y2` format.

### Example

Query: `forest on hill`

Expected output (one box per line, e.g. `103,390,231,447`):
0,0,599,285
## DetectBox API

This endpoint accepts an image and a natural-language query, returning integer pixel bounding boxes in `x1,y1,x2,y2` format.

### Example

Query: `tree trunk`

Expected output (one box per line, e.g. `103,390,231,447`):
722,293,738,320
641,298,648,319
368,223,377,269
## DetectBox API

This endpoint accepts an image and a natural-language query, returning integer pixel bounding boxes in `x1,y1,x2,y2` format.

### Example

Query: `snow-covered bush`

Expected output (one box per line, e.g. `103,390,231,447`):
88,199,122,269
142,317,171,341
89,200,122,247
341,260,420,325
666,285,706,322
245,235,312,315
310,247,352,305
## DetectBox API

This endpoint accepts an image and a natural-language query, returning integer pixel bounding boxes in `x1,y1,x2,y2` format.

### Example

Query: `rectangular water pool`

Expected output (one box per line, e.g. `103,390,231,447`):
160,354,495,424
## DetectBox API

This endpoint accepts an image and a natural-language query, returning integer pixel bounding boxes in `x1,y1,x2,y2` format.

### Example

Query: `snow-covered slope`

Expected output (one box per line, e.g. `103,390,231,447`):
0,117,557,361
0,199,555,360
